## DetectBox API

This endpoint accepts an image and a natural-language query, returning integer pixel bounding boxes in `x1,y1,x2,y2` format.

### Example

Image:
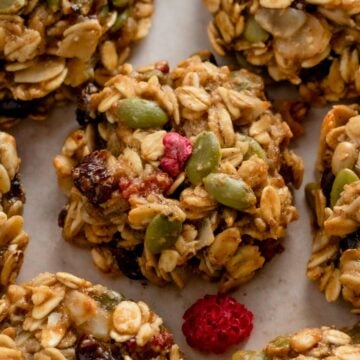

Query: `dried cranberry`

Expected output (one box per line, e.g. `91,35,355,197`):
182,294,253,354
111,244,145,280
320,168,335,206
155,61,170,74
340,229,360,252
75,335,115,360
119,172,173,200
160,132,192,177
73,150,116,204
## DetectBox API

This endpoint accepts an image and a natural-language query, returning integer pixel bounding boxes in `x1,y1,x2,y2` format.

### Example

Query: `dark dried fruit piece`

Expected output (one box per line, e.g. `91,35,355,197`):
76,335,115,360
258,239,284,262
72,150,116,204
111,243,144,280
0,98,37,118
320,168,335,206
340,229,360,252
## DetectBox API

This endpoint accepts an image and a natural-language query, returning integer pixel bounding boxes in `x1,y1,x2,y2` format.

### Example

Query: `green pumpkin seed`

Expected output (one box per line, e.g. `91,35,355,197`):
185,131,221,185
270,336,290,349
112,0,129,7
111,9,130,33
115,98,169,129
241,135,266,160
145,215,182,254
305,182,317,212
330,168,359,207
203,173,256,211
0,0,25,13
46,0,59,11
91,290,123,311
243,17,269,43
235,54,260,74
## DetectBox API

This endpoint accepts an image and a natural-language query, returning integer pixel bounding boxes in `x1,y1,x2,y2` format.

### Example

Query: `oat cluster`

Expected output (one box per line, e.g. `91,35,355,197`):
232,325,360,360
0,0,154,127
306,105,360,312
0,131,27,293
0,271,182,359
54,54,304,292
204,0,360,104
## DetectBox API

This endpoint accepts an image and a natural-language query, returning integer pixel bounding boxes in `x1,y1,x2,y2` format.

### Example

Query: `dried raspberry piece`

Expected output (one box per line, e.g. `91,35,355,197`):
182,294,253,354
160,132,192,177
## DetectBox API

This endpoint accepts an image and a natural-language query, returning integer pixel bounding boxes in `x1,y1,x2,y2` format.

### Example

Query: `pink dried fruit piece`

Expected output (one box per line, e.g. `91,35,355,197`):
182,294,253,354
160,132,192,178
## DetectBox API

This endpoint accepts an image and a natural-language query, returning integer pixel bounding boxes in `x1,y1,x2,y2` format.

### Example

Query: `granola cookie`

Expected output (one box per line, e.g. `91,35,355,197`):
0,0,154,127
53,54,304,292
203,0,360,104
0,271,182,359
306,105,360,312
0,131,27,293
232,324,360,360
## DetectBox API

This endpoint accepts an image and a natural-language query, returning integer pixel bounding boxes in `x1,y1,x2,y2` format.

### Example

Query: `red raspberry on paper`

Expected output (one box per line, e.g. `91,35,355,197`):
182,294,253,354
160,132,192,177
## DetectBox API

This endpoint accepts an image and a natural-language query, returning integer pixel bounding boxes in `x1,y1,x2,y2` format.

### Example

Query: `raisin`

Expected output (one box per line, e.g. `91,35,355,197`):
258,239,284,262
75,335,115,360
111,244,145,280
196,51,218,65
72,150,116,204
4,175,25,203
58,208,67,228
0,99,37,118
75,83,104,126
340,229,360,252
300,57,332,82
320,168,335,206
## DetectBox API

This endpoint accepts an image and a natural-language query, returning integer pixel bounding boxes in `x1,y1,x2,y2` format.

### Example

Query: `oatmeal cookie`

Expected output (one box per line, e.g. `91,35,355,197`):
54,54,304,292
232,324,360,360
306,105,360,312
204,0,360,104
0,271,182,359
0,131,27,292
0,0,154,127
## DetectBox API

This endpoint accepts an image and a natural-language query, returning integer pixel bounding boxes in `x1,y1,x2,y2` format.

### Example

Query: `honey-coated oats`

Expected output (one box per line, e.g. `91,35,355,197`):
0,131,27,293
0,271,182,359
0,0,154,127
54,54,304,292
306,105,360,312
232,323,360,360
204,0,360,104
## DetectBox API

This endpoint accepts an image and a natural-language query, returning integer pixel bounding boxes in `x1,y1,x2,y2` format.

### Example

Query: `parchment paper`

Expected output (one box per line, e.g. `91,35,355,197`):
9,1,358,358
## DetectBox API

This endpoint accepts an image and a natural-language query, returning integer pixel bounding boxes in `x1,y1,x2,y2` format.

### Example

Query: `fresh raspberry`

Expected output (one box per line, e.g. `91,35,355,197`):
160,132,192,177
182,294,253,354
